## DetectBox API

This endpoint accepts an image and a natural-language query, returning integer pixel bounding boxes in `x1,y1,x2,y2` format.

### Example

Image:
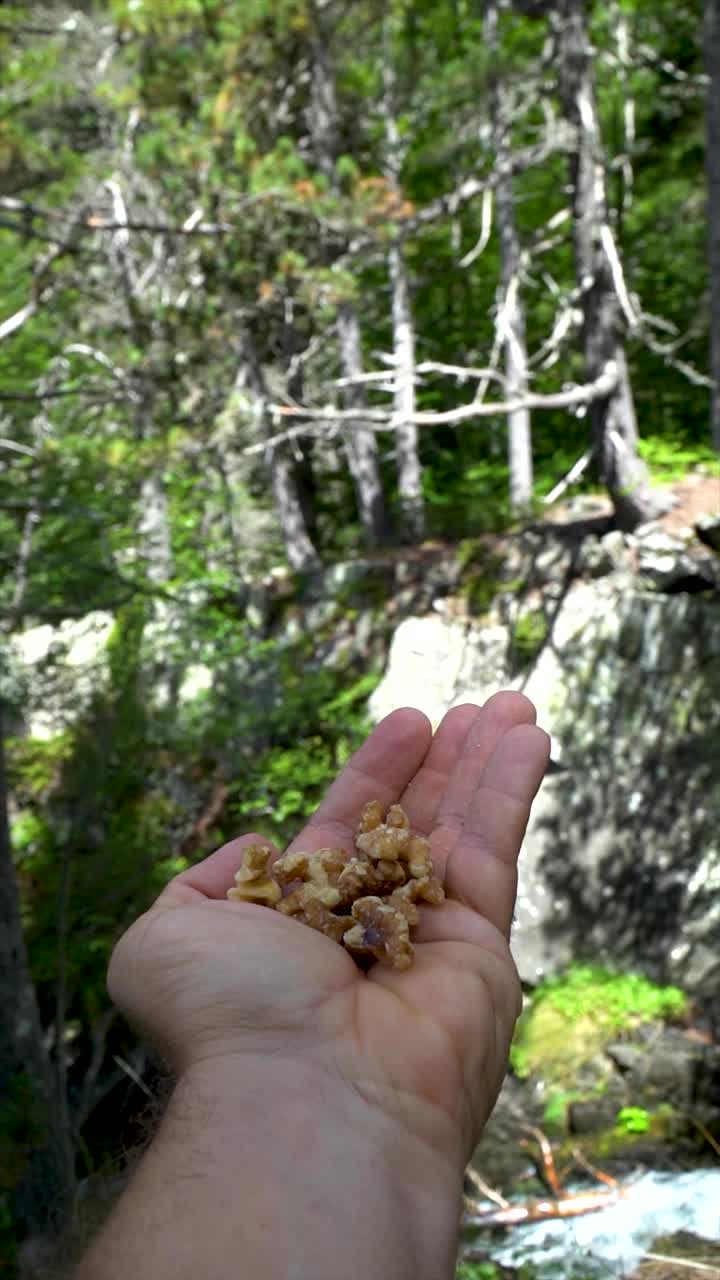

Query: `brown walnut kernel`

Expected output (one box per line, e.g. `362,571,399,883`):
343,897,414,971
227,845,282,906
226,803,445,969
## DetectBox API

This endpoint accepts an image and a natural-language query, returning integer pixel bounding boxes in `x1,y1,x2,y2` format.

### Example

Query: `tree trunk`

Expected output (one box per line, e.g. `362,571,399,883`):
388,240,425,541
383,17,425,542
308,17,387,544
138,471,172,586
336,303,388,545
706,0,720,451
0,703,76,1264
553,0,663,530
234,329,320,573
486,0,533,512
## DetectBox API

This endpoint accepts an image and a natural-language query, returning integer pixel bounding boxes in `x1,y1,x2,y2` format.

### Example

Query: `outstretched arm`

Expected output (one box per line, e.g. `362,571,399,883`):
76,693,549,1280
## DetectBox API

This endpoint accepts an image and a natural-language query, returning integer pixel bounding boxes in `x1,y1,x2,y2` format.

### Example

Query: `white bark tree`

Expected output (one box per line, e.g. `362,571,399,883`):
486,0,534,512
382,11,426,542
553,0,664,529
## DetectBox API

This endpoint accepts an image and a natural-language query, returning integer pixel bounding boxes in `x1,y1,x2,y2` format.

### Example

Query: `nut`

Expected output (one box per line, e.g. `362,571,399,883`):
227,844,282,906
226,803,444,969
343,896,414,971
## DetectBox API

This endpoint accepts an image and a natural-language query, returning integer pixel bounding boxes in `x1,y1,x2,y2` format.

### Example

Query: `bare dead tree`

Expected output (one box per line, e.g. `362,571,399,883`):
552,0,665,529
485,0,534,512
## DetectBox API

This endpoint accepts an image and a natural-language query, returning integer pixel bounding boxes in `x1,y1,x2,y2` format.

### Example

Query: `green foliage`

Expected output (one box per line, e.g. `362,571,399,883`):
456,1264,503,1280
535,966,687,1025
542,1087,581,1134
615,1105,651,1134
227,667,379,845
510,965,687,1080
638,439,720,483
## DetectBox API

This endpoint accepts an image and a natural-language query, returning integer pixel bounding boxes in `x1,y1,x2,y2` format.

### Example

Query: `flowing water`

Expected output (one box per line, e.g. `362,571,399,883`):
464,1169,720,1278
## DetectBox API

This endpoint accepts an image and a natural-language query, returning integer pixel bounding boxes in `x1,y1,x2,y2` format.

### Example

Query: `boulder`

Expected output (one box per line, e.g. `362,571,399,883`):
369,558,720,996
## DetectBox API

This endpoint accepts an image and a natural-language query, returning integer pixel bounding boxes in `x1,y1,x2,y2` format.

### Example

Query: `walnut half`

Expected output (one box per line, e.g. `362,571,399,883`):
227,844,282,906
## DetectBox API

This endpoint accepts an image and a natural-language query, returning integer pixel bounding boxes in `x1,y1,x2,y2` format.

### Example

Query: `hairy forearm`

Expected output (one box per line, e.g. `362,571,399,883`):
75,1057,463,1280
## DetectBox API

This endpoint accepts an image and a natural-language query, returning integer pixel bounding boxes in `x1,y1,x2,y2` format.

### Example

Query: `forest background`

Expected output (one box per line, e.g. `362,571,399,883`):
1,0,719,1273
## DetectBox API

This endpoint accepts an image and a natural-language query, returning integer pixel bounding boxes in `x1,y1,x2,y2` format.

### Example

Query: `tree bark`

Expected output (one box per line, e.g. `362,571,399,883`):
336,303,388,545
234,328,320,574
0,703,76,1261
388,240,425,541
706,0,720,451
308,16,387,544
553,0,663,529
486,0,533,512
138,471,172,586
383,17,426,542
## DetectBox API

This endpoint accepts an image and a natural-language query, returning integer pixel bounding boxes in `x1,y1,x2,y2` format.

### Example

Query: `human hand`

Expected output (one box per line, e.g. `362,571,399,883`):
108,692,549,1170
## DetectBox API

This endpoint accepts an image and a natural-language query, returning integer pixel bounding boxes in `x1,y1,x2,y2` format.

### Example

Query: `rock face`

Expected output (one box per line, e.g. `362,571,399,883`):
369,522,720,996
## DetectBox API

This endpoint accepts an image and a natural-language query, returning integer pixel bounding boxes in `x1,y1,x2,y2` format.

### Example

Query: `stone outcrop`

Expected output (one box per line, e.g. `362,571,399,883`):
369,518,720,997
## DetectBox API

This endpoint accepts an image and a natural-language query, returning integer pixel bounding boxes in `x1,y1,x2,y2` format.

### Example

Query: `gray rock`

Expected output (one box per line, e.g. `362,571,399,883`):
579,529,633,579
369,565,720,996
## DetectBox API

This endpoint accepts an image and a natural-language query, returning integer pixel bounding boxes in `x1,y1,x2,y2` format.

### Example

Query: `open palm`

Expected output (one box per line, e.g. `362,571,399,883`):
108,693,549,1163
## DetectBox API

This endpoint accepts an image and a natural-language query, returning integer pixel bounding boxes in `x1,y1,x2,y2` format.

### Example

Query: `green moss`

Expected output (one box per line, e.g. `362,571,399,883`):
542,1087,582,1133
590,1103,680,1156
510,965,687,1082
510,609,548,670
615,1105,650,1134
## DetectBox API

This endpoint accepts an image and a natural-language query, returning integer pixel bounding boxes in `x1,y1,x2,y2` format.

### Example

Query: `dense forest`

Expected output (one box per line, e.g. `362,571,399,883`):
1,0,719,1273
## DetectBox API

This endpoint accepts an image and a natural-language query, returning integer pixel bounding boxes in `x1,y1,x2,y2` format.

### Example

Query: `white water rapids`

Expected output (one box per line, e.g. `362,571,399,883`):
466,1169,720,1277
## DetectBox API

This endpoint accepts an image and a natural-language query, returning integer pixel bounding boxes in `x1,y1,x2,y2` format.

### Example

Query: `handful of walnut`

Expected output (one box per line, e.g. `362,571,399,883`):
226,801,444,971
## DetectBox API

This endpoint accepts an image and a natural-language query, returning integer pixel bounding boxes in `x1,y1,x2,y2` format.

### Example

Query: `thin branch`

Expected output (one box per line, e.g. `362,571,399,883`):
112,1054,153,1099
240,364,619,454
72,1008,119,1129
641,1255,720,1275
0,297,40,342
329,362,509,389
0,438,35,456
601,223,640,329
459,187,493,268
542,449,593,504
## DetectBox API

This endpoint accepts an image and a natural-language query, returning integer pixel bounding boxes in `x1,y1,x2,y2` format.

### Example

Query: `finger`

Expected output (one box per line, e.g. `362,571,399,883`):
398,702,481,833
156,833,281,904
285,707,433,855
445,722,551,936
432,691,537,862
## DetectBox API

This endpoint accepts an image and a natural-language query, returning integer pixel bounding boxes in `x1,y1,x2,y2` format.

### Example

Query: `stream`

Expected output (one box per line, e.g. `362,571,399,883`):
462,1168,720,1277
